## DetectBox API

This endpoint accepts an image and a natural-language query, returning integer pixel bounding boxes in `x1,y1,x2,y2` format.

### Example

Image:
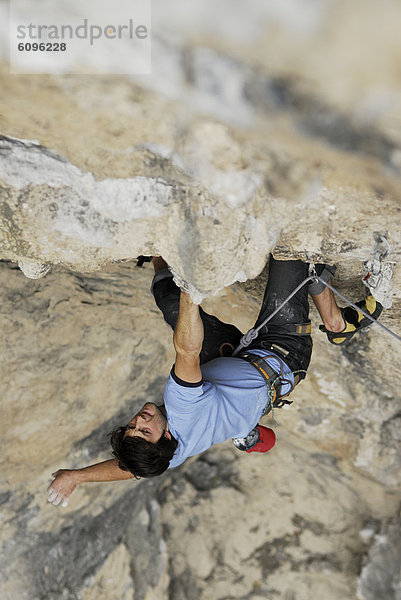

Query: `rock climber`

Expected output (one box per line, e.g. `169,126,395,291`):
47,255,382,507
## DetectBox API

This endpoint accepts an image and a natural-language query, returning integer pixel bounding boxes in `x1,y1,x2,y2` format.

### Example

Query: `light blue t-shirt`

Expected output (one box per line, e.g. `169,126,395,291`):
164,350,294,469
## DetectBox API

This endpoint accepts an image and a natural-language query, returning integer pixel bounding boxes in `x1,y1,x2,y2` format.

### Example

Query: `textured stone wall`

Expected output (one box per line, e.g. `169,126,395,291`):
0,0,400,599
1,0,401,300
0,261,400,599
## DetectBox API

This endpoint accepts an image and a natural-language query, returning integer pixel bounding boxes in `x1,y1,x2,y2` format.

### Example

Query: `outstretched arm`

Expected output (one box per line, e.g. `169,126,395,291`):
173,291,204,383
47,458,134,507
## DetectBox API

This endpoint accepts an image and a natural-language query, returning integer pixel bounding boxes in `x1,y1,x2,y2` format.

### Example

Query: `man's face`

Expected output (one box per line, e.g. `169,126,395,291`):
124,402,170,444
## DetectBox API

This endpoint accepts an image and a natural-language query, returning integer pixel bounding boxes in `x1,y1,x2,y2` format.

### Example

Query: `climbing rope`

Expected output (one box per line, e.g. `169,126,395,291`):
233,273,401,357
232,257,399,440
233,274,315,356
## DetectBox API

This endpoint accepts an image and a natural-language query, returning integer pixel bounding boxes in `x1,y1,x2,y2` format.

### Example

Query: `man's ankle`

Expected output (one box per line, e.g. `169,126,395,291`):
323,316,345,333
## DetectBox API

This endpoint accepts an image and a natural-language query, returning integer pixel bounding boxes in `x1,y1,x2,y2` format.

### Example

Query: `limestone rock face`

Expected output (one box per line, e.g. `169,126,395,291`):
0,1,401,599
0,261,400,600
0,132,278,301
1,1,401,299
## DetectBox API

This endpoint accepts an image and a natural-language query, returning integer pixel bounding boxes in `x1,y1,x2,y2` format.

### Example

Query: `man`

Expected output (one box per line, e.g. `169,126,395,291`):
48,255,381,507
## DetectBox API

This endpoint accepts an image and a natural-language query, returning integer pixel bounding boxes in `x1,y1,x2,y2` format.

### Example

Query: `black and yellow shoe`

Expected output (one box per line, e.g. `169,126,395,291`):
319,295,383,345
355,294,383,327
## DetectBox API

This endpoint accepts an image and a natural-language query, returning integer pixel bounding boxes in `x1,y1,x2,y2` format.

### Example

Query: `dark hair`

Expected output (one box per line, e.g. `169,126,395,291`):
109,427,178,478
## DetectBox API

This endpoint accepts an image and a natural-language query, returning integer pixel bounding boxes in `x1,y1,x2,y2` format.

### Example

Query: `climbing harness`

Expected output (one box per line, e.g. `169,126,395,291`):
232,353,307,449
239,352,289,404
232,266,400,450
232,350,306,448
232,249,400,451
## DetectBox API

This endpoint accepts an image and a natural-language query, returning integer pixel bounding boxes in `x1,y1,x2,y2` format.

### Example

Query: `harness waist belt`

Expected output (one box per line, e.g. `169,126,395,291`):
237,351,293,410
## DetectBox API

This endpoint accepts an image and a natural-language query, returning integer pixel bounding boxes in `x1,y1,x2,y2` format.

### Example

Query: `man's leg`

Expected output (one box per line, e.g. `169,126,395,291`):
253,257,310,329
311,271,383,344
151,257,180,330
151,258,243,364
311,286,345,332
246,255,313,374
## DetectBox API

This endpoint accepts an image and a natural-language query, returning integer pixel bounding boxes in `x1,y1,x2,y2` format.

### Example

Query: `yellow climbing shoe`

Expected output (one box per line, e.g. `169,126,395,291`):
319,295,383,345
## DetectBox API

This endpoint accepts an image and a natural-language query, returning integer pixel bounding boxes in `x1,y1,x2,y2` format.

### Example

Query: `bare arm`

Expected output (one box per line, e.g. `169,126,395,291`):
173,291,204,383
47,459,134,507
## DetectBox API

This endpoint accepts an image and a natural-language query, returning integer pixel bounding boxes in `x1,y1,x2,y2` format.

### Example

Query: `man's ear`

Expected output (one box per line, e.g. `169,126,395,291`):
164,430,172,441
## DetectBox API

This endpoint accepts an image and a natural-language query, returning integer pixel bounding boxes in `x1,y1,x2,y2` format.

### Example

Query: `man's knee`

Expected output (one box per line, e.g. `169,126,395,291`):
308,265,336,296
150,268,174,296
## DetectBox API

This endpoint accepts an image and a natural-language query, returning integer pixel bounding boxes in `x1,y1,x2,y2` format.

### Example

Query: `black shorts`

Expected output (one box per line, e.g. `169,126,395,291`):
151,269,243,365
151,257,334,374
245,256,312,374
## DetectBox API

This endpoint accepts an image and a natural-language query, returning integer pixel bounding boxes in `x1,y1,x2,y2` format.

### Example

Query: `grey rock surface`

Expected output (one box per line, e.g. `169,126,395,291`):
0,260,400,599
0,1,401,599
357,514,401,600
1,1,401,300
